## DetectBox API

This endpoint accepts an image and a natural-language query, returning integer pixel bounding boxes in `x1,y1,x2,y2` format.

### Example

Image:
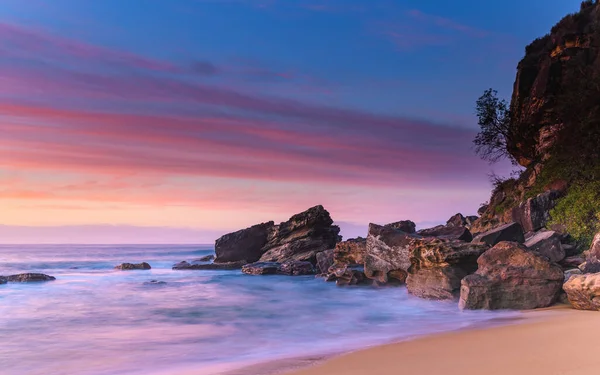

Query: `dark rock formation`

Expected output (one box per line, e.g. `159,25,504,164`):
195,255,215,262
144,280,167,285
214,222,274,263
524,230,565,262
472,222,525,247
560,255,585,269
417,225,473,242
406,238,489,299
512,191,559,233
5,273,56,282
0,276,7,284
115,262,151,270
384,220,416,234
259,205,341,263
242,262,280,275
277,261,315,276
333,237,367,267
364,223,418,283
334,266,370,286
173,260,246,270
447,213,468,227
563,273,600,310
478,205,489,216
459,242,563,310
563,268,583,283
315,249,334,274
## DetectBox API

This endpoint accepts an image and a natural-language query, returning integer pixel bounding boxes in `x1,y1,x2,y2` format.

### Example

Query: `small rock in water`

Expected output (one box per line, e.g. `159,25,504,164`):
0,276,7,284
194,255,215,262
5,273,56,282
115,262,152,270
144,280,167,285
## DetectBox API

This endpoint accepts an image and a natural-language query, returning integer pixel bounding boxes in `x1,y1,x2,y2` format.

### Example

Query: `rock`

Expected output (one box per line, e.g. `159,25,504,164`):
5,273,56,282
387,269,408,284
560,255,585,269
564,269,583,283
472,222,525,247
459,242,564,310
417,225,473,242
524,230,565,262
585,232,600,262
172,260,246,270
466,216,479,227
144,280,167,285
561,243,579,257
406,239,489,299
477,205,489,216
115,262,151,270
315,249,334,274
277,261,315,276
195,255,215,262
259,205,341,264
364,223,419,283
384,220,416,234
511,191,558,233
242,262,280,275
563,273,600,310
0,276,7,284
447,213,468,227
581,261,600,274
333,237,367,266
214,222,274,263
335,266,370,286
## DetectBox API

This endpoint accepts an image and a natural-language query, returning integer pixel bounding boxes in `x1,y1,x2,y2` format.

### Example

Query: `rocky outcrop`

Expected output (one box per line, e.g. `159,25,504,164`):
446,213,478,228
384,220,416,233
364,223,418,283
524,230,565,262
277,261,315,276
472,222,525,247
331,265,370,286
196,255,215,262
417,225,473,242
563,273,600,310
585,232,600,262
115,262,151,270
242,262,280,275
259,205,341,263
5,273,56,282
333,237,367,267
406,239,489,299
214,222,274,263
315,249,334,274
173,260,246,270
512,191,559,233
459,242,564,310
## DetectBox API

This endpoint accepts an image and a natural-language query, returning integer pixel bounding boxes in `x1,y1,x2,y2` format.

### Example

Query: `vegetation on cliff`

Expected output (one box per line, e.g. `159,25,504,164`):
474,0,600,248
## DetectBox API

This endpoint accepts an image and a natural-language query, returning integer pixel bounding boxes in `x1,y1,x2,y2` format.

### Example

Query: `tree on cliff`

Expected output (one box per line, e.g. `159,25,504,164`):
473,89,516,164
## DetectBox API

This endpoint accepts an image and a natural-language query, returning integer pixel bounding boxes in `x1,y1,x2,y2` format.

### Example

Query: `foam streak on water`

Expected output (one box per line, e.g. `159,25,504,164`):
0,245,517,375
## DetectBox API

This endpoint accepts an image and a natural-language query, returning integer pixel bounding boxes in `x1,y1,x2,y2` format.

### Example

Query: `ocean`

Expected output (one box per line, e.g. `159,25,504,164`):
0,245,518,375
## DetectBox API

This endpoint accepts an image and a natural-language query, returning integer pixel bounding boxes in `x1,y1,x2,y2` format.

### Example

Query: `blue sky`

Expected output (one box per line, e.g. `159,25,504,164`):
0,0,582,242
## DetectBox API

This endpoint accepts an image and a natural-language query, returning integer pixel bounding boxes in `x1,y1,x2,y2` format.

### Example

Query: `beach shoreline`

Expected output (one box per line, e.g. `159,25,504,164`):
214,305,598,375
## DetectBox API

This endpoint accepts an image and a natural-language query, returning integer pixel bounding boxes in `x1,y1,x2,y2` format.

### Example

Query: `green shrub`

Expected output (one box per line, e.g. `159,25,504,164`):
548,181,600,249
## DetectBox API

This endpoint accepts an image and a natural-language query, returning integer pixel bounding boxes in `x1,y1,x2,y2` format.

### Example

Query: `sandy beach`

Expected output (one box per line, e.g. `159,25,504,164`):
276,307,600,375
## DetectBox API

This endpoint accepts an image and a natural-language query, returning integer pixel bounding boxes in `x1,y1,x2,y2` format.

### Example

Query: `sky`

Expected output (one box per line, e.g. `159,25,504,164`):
0,0,581,243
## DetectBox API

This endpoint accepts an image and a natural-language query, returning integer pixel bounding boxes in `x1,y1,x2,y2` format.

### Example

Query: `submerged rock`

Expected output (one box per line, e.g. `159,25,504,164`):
259,205,341,264
364,223,418,283
115,262,151,270
472,222,525,247
406,238,489,300
214,222,274,263
459,242,563,310
144,280,167,285
524,230,565,263
563,273,600,310
172,260,246,270
5,273,56,282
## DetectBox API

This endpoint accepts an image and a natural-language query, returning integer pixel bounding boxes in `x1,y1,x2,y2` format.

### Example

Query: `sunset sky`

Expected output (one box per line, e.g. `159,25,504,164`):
0,0,579,243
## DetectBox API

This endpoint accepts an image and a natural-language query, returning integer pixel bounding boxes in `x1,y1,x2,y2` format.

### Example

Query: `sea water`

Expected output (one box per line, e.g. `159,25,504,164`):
0,245,518,375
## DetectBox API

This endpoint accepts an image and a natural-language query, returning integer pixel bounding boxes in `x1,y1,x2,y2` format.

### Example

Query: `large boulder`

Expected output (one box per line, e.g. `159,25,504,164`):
214,222,274,263
172,260,246,270
364,223,419,283
563,273,600,310
417,225,473,242
459,242,564,310
333,237,367,266
511,191,559,233
5,273,56,282
259,205,341,263
115,262,151,270
472,222,525,247
406,239,489,299
315,249,334,274
524,230,565,263
384,220,416,234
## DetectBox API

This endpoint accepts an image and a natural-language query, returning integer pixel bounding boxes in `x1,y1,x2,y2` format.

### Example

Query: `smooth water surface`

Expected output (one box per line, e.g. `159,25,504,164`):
0,245,518,375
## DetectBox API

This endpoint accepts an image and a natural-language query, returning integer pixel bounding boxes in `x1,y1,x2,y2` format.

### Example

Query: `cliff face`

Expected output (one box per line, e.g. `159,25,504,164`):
508,1,600,167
